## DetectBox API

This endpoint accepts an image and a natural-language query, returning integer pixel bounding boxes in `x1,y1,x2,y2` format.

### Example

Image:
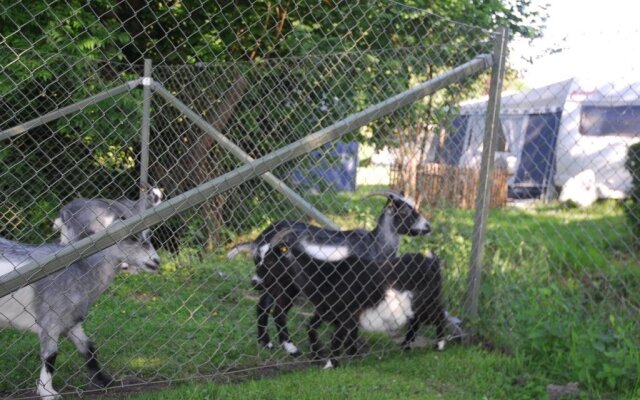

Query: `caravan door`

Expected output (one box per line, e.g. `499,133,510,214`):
509,112,563,199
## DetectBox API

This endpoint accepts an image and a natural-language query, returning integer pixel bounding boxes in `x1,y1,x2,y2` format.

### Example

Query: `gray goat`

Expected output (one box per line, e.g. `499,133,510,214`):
0,227,160,399
53,186,163,245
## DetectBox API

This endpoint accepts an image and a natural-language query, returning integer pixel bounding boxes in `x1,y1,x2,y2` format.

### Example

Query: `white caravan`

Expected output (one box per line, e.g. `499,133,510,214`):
442,79,640,200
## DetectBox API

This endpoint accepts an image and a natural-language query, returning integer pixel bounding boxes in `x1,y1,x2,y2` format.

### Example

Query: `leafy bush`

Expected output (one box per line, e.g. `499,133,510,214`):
625,142,640,241
474,203,640,395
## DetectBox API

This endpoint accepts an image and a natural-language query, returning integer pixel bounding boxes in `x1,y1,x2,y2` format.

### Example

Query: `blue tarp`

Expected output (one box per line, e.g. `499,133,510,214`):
441,116,469,165
291,141,358,192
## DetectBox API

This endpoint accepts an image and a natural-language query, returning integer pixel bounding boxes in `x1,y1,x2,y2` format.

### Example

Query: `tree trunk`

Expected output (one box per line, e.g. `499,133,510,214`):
187,72,248,250
158,68,248,251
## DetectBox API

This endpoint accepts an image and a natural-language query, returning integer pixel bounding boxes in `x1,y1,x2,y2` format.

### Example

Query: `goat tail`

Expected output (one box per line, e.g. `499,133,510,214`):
226,242,256,260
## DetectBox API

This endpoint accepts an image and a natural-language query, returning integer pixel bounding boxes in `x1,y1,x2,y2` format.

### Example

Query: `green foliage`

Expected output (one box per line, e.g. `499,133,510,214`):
477,202,640,394
0,0,547,244
624,142,640,241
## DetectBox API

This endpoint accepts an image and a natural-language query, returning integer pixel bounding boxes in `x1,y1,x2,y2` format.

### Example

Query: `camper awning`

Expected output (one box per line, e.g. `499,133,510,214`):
459,79,574,116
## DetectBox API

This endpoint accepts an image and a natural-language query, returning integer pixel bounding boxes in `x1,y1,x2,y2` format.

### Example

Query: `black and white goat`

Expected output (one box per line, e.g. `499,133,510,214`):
227,191,432,356
259,231,446,369
53,186,163,245
0,227,160,399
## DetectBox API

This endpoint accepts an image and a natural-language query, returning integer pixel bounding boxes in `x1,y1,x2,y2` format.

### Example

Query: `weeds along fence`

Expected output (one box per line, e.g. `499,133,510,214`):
0,2,504,398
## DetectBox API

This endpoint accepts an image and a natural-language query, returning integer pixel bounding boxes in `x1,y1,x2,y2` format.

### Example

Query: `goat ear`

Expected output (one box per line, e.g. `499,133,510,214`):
139,181,151,192
59,208,73,223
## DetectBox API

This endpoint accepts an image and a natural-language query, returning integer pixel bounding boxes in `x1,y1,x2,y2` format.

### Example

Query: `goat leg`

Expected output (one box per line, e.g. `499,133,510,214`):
434,307,447,351
308,312,324,360
273,295,300,356
37,332,60,399
324,320,354,369
401,316,421,350
344,323,361,357
67,324,113,387
86,344,113,387
256,292,274,349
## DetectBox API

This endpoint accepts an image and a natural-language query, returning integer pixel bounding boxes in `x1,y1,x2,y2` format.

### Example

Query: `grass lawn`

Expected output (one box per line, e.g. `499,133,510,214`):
124,346,553,400
0,186,638,398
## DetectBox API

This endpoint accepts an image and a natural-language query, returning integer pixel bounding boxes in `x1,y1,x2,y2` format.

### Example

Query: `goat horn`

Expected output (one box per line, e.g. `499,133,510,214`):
363,190,402,200
364,190,418,208
226,242,255,260
269,228,296,246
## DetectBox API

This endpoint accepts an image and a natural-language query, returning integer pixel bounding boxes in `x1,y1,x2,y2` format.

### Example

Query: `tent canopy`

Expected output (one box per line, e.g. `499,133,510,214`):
459,79,574,116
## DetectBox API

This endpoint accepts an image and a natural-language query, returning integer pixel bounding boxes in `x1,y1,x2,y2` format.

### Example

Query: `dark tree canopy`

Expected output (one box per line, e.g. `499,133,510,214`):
0,1,547,244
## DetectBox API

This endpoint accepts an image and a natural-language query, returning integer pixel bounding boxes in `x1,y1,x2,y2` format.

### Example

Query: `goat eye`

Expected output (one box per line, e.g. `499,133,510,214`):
279,245,288,254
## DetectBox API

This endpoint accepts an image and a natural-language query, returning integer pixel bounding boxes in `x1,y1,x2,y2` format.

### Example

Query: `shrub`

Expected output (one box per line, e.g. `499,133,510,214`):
624,142,640,240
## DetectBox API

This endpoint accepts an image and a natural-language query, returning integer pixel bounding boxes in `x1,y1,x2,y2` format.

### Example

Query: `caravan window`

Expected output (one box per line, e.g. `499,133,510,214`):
579,105,640,137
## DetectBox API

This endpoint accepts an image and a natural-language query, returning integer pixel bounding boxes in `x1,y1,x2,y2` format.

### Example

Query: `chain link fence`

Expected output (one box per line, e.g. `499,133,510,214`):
390,40,640,396
0,2,497,398
1,1,638,398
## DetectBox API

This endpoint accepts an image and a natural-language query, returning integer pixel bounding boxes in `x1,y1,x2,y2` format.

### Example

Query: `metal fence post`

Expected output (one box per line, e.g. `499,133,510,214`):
0,53,493,297
464,27,509,325
140,59,153,189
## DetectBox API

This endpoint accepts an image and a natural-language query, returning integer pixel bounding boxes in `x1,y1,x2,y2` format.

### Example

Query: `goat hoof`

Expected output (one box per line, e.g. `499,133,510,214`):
91,372,113,388
282,341,301,357
36,380,61,399
259,340,274,350
285,347,302,357
323,359,338,369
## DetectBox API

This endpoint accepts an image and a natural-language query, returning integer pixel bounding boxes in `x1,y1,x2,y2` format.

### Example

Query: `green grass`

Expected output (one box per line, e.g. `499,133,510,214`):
0,187,638,398
124,347,552,400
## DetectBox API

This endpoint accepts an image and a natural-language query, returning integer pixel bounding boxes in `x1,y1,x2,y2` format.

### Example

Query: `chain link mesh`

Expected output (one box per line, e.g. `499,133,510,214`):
1,0,637,398
391,33,640,396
